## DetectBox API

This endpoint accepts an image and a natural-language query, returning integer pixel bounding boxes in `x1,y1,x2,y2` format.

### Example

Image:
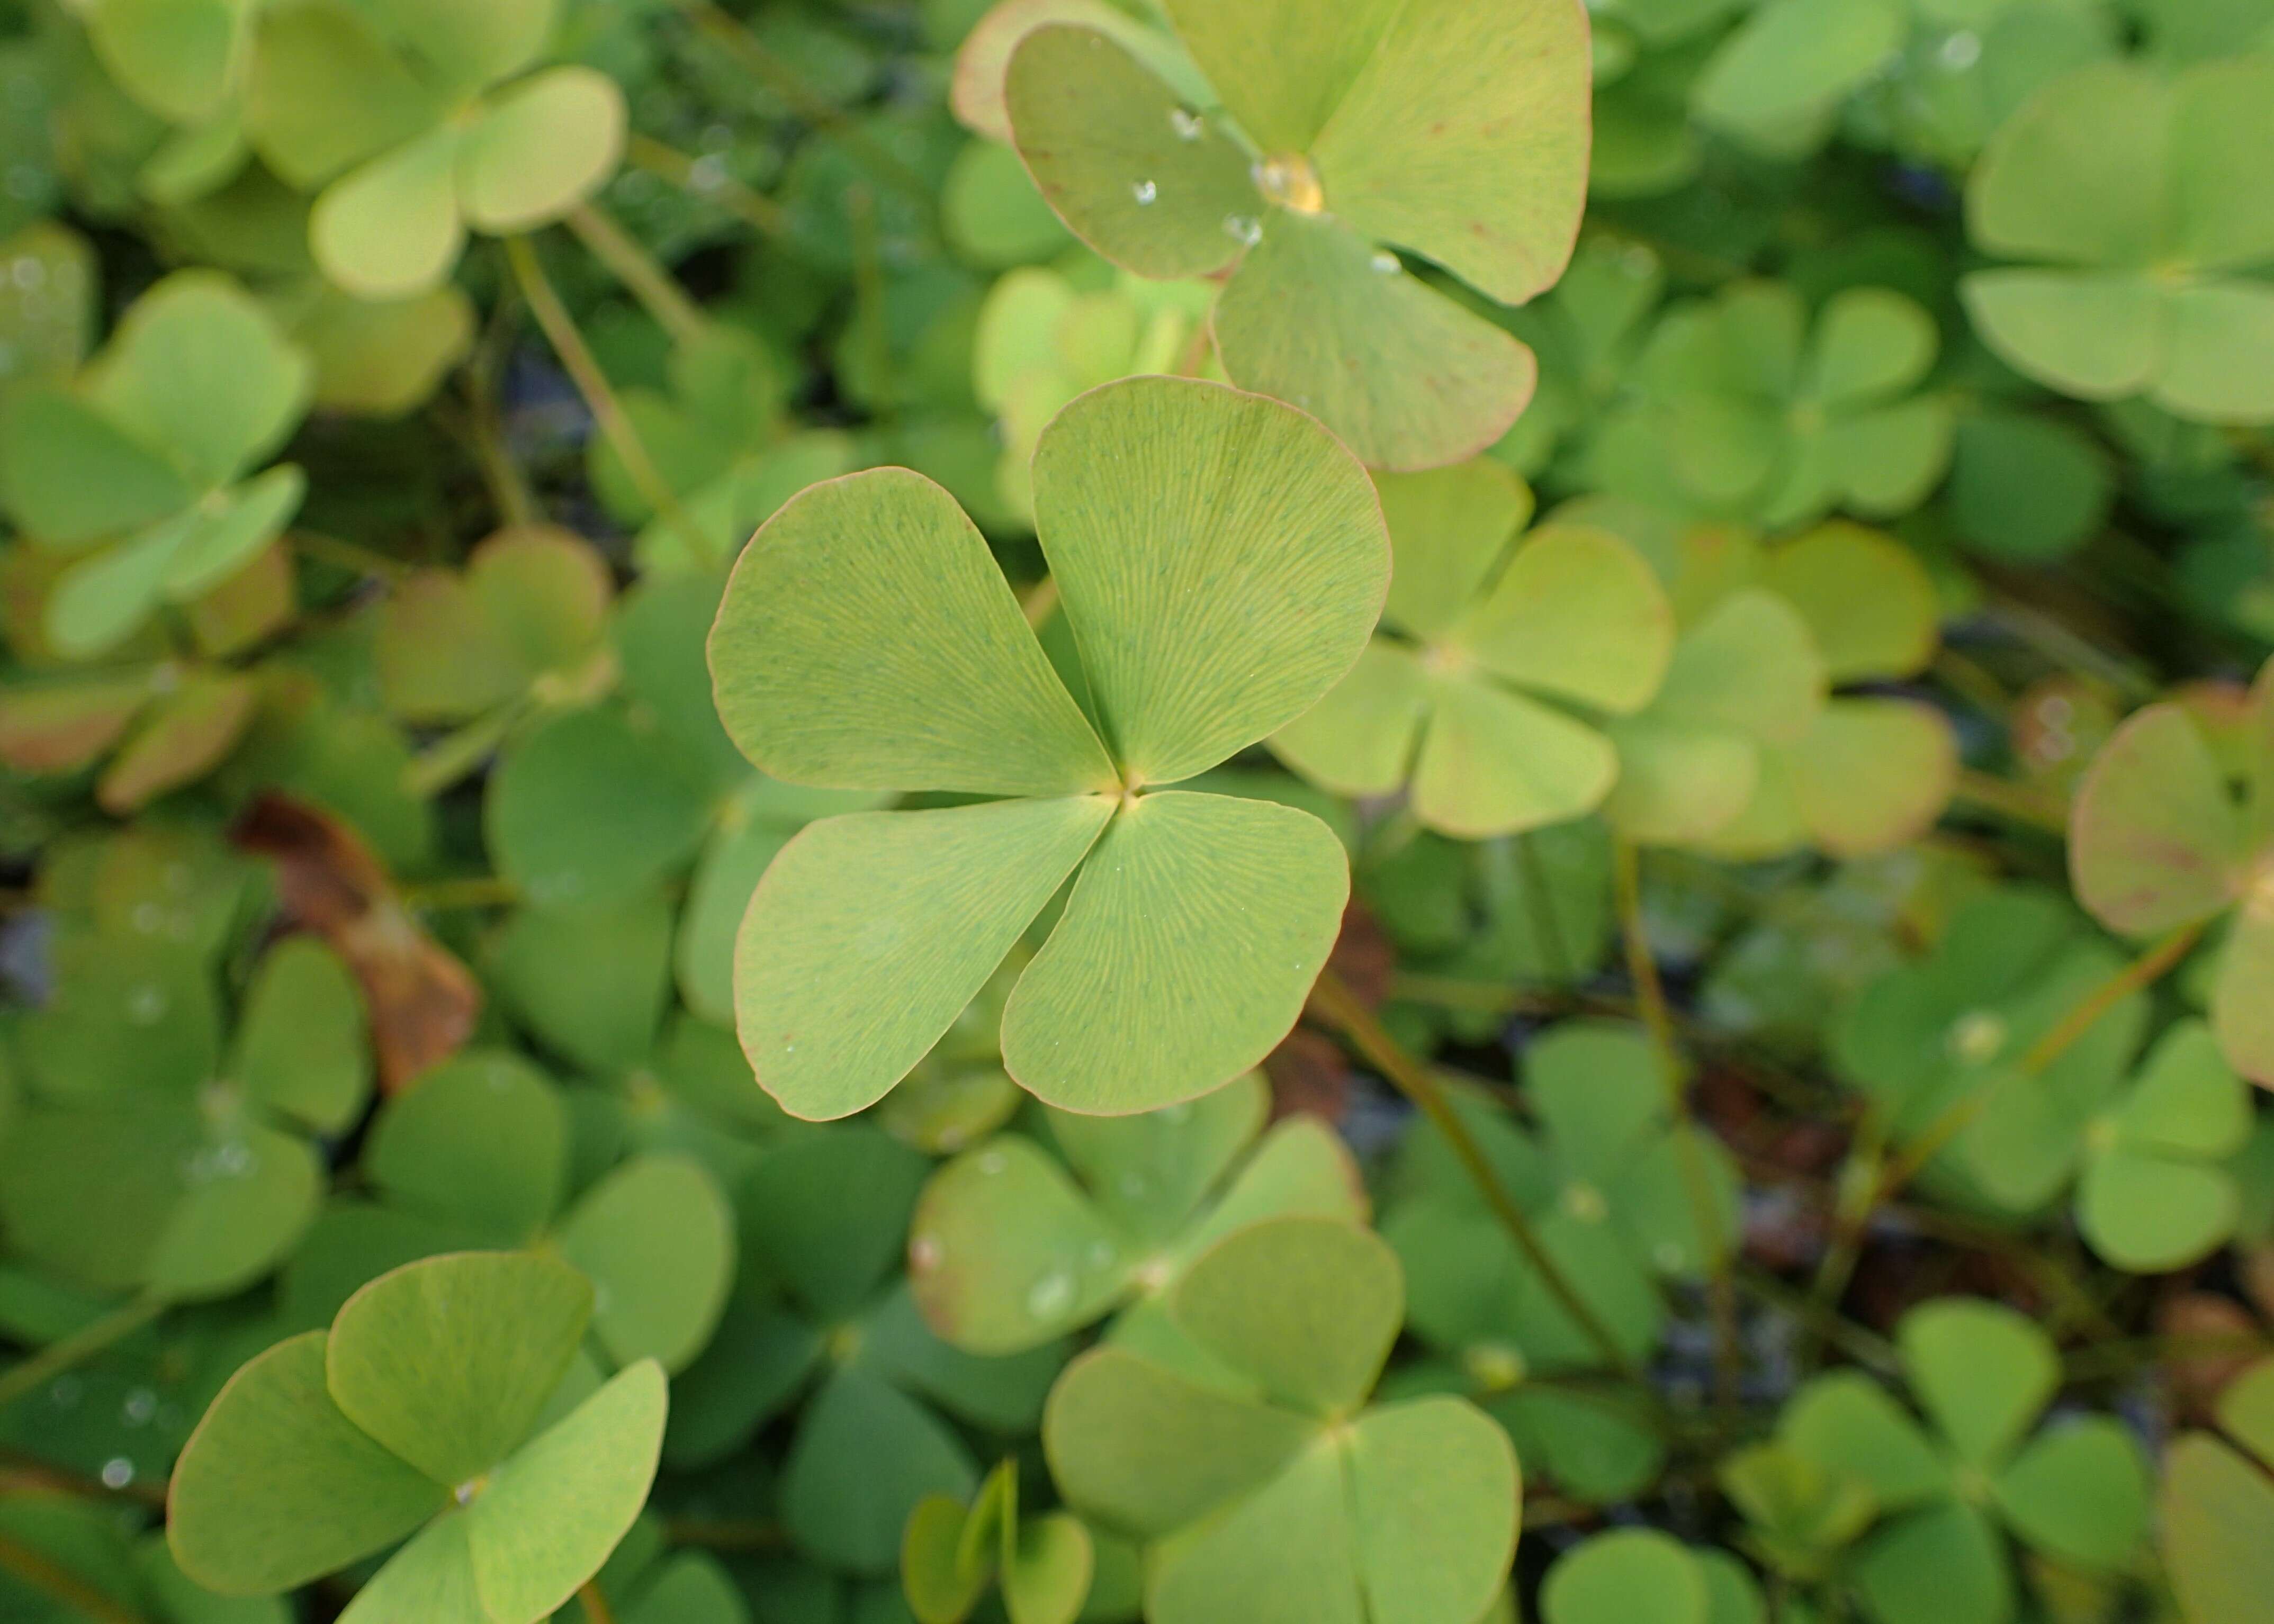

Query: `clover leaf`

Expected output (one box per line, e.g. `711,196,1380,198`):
1590,282,1954,529
972,260,1215,519
1540,1528,1766,1624
1962,55,2274,424
282,1050,736,1377
1720,1440,1878,1585
706,375,1387,1119
671,1126,1068,1574
0,222,96,395
1492,237,1667,479
0,270,311,659
245,0,626,297
907,1071,1365,1356
169,1251,667,1623
962,0,1590,469
902,1459,1093,1624
1269,458,1676,839
0,658,263,815
1043,1216,1518,1624
1779,1297,2150,1624
0,933,365,1303
1695,524,1958,860
2068,657,2274,1084
1385,1025,1740,1386
2163,1357,2274,1624
1833,884,2149,1208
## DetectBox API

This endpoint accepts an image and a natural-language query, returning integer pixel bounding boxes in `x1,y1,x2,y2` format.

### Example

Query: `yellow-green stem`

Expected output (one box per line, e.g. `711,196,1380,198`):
0,1530,148,1624
626,133,788,238
1613,835,1742,1405
565,202,708,346
0,1295,164,1413
504,236,709,565
578,1581,616,1624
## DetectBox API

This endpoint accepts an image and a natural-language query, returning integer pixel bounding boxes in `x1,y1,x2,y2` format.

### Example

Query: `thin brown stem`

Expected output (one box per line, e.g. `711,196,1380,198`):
1613,837,1741,1405
565,202,707,346
0,1295,164,1413
1950,770,2068,837
578,1581,616,1624
1020,577,1059,629
1307,968,1642,1382
504,236,709,564
0,1530,148,1624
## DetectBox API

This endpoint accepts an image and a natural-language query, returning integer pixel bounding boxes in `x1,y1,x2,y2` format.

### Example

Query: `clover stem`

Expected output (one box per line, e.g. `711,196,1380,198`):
0,1294,165,1415
1949,769,2068,836
1307,967,1642,1382
1020,576,1060,629
565,202,708,347
459,305,541,530
504,236,712,566
399,874,524,912
575,1582,616,1624
288,528,411,583
1513,832,1572,982
0,1529,149,1624
625,133,789,239
1829,918,2209,1298
1613,836,1742,1407
669,0,937,214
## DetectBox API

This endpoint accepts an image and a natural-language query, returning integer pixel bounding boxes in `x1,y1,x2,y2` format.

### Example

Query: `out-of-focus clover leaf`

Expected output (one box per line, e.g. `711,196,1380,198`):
907,1071,1364,1356
1779,1297,2150,1624
972,260,1214,519
246,0,627,297
586,325,857,574
284,1050,738,1377
0,222,97,396
271,278,477,417
2068,657,2274,1084
168,1251,667,1623
1382,1024,1739,1468
1590,282,1954,529
0,933,365,1303
1690,0,1905,157
1539,1527,1766,1624
1489,236,1666,479
1945,405,2115,563
373,524,615,784
0,269,311,659
2163,1357,2274,1624
902,1458,1093,1624
669,1126,1069,1574
943,135,1075,268
1270,459,1675,839
1579,520,1829,846
706,375,1386,1120
1832,883,2149,1209
1044,1215,1518,1624
0,657,262,814
1720,1440,1878,1584
1962,55,2274,424
964,0,1591,469
1855,0,2117,168
1692,524,1958,860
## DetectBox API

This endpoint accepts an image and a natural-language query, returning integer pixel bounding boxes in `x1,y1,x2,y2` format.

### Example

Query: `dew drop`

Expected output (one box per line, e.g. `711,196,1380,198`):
1085,1239,1117,1269
1027,1272,1073,1318
12,256,42,290
1169,108,1203,141
911,1235,942,1269
1223,214,1262,247
1131,179,1157,205
127,985,167,1025
49,1376,82,1409
1653,1241,1684,1272
1939,30,1981,69
977,1150,1008,1176
122,1387,157,1426
1370,251,1401,274
100,1457,133,1489
130,901,163,934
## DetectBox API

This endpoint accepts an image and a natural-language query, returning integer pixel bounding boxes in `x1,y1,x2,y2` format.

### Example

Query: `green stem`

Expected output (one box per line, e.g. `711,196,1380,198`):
565,202,708,346
625,133,788,238
400,875,523,912
0,1530,148,1624
1950,769,2068,837
0,1295,164,1414
504,236,709,565
1307,968,1642,1382
289,528,411,583
1513,832,1572,982
1613,836,1741,1405
578,1582,616,1624
669,0,936,211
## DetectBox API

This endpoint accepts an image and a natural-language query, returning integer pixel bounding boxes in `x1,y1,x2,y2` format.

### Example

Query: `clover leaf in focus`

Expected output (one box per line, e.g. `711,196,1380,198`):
1270,458,1676,840
1779,1297,2150,1624
1962,55,2274,424
1044,1216,1518,1624
2068,656,2274,1084
0,269,310,659
706,374,1387,1120
960,0,1591,470
907,1071,1364,1356
168,1251,667,1624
